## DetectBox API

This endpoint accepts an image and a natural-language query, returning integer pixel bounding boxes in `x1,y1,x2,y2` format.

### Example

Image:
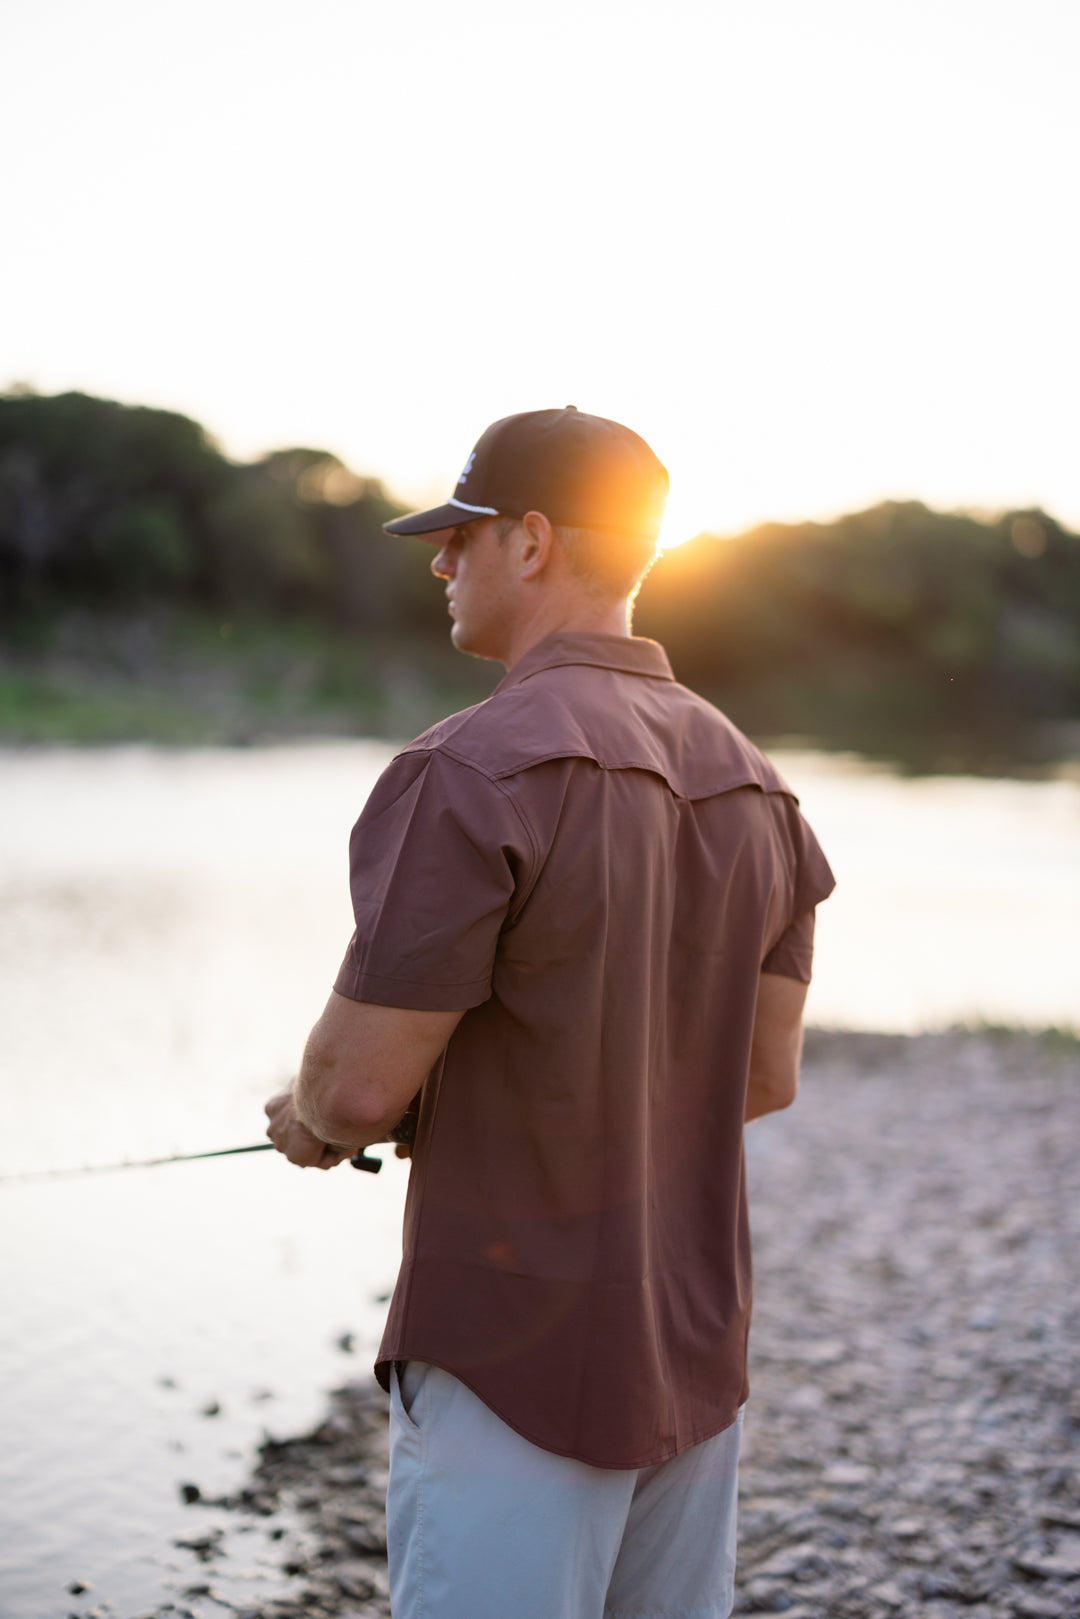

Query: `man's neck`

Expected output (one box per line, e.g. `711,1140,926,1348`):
501,595,631,672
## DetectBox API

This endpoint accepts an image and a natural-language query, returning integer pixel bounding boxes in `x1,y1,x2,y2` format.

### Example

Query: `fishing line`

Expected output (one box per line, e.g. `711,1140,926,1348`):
0,1142,384,1182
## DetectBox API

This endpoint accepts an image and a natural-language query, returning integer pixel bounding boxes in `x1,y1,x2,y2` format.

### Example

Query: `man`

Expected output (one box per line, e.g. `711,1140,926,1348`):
265,406,835,1619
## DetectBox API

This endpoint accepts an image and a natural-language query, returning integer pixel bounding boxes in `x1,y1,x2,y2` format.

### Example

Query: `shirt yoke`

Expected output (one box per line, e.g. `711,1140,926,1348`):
399,663,796,805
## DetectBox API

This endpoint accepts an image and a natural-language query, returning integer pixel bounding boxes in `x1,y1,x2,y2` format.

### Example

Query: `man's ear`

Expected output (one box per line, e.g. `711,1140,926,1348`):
517,511,555,579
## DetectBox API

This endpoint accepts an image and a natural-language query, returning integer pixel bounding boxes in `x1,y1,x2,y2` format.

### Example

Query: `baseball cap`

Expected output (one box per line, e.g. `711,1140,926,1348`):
382,407,669,541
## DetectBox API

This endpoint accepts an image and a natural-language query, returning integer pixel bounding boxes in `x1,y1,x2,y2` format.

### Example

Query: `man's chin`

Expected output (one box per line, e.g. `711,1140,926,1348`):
450,622,502,663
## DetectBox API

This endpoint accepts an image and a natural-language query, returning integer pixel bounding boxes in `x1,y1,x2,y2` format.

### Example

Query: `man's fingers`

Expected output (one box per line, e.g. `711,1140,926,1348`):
263,1087,349,1168
318,1145,350,1170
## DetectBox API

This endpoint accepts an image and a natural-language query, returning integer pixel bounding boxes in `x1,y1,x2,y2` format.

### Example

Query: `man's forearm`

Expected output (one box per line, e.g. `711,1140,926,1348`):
743,972,808,1122
293,992,465,1148
293,1024,393,1148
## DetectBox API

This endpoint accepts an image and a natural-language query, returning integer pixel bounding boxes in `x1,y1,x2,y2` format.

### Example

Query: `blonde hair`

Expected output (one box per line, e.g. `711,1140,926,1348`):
494,515,657,602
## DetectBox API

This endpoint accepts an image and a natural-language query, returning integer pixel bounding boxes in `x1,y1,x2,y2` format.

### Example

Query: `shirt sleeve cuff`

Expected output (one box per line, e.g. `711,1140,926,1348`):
332,962,492,1012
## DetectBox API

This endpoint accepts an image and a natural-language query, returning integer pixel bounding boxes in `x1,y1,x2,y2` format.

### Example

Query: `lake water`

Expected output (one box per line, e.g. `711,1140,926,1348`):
1,741,1078,1617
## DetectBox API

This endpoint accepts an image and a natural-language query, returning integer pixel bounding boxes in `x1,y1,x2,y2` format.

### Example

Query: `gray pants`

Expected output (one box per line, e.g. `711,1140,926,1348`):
387,1361,742,1619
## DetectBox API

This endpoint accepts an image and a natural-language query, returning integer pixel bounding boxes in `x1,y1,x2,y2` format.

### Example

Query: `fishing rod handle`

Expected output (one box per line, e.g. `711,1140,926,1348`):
349,1108,418,1175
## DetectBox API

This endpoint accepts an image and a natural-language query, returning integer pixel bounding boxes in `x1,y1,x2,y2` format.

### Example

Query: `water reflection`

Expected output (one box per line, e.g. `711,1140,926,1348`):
781,750,1080,1033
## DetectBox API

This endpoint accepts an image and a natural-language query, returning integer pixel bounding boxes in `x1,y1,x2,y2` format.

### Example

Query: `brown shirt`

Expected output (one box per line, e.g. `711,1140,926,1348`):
334,632,835,1467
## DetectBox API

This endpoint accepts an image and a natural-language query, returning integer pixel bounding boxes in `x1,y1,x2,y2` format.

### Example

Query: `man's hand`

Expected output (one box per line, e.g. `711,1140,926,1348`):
264,1087,352,1170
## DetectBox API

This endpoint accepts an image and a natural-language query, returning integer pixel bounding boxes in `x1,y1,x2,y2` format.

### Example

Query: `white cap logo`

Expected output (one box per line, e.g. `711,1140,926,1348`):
457,451,476,487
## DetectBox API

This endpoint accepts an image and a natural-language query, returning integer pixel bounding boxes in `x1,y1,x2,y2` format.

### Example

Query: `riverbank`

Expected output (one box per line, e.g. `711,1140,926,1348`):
0,609,496,745
4,608,1080,778
121,1027,1080,1619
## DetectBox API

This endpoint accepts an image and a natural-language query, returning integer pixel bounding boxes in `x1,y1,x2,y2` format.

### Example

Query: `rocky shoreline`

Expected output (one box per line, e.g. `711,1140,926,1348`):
152,1029,1079,1619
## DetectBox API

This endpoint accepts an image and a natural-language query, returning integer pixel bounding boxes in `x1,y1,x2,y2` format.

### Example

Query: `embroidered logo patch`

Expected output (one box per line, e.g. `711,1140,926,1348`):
457,451,476,487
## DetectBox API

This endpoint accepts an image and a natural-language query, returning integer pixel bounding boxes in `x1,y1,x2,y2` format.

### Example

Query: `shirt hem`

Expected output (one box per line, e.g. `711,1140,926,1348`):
373,1349,748,1470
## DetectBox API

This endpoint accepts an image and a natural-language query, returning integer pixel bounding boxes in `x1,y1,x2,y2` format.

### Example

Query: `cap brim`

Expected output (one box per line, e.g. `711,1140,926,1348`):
383,495,507,536
382,504,460,536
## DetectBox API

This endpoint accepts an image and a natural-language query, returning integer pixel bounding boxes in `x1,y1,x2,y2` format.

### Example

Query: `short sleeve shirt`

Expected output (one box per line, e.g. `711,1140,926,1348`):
334,632,835,1467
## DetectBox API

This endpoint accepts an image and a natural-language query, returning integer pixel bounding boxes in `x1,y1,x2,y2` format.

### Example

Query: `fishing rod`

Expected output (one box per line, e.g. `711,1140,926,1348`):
1,1109,417,1185
0,1141,387,1183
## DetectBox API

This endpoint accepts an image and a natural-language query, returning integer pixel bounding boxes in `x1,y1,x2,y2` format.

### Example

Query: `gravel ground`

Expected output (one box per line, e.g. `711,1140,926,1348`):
735,1028,1080,1619
155,1029,1080,1619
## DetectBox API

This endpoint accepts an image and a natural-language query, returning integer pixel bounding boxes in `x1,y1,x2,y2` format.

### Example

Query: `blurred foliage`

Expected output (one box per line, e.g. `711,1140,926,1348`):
635,502,1080,769
0,388,440,633
2,389,1078,768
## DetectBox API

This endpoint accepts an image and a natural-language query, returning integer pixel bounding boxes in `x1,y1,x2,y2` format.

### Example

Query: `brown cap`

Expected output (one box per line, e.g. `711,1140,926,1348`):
383,407,669,540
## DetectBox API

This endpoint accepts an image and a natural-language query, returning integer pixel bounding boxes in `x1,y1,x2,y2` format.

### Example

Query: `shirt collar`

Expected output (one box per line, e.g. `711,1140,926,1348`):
495,632,675,692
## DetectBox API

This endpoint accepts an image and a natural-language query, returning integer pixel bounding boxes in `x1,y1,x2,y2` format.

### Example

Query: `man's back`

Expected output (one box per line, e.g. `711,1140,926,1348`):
333,632,835,1464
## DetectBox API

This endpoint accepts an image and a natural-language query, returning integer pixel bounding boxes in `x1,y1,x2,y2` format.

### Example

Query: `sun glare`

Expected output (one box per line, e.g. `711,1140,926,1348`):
656,494,708,552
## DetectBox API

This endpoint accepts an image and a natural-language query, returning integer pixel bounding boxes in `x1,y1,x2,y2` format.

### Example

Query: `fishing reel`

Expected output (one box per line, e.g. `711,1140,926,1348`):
350,1109,418,1175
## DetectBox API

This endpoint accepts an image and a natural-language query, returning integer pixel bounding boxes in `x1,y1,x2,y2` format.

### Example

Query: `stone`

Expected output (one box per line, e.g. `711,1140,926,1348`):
330,1561,377,1599
343,1521,387,1555
1015,1550,1080,1579
822,1462,874,1487
743,1577,796,1611
868,1580,905,1607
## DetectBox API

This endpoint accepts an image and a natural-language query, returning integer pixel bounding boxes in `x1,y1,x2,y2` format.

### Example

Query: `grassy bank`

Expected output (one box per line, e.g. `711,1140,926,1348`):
0,608,498,745
3,607,1079,778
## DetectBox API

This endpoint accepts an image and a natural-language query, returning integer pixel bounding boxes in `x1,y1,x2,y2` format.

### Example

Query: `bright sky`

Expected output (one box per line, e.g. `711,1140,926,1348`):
3,0,1078,544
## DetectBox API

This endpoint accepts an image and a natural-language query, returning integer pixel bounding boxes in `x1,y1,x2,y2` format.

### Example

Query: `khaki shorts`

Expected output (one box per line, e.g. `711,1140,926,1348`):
387,1361,742,1619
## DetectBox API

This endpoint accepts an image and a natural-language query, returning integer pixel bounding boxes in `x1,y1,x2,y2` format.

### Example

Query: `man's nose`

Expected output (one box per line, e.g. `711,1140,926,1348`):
431,548,453,579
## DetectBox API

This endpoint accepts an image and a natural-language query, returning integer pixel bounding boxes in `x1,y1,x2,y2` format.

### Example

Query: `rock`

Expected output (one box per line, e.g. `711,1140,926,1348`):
1012,1595,1073,1617
173,1529,224,1563
743,1577,796,1610
754,1542,837,1583
331,1560,378,1599
967,1306,1000,1331
324,1463,368,1487
1015,1549,1080,1580
867,1580,904,1607
1041,1509,1080,1532
821,1462,874,1487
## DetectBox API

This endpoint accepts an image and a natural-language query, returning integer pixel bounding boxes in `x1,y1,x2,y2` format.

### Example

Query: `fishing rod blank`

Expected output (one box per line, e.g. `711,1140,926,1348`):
0,1142,384,1183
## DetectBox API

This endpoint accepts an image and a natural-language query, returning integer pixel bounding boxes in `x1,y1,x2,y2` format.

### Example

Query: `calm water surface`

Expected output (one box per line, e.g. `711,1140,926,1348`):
1,741,1077,1616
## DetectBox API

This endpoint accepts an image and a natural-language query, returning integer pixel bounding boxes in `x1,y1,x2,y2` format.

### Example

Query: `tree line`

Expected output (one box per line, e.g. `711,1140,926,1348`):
634,500,1080,758
2,389,1077,760
0,388,446,636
